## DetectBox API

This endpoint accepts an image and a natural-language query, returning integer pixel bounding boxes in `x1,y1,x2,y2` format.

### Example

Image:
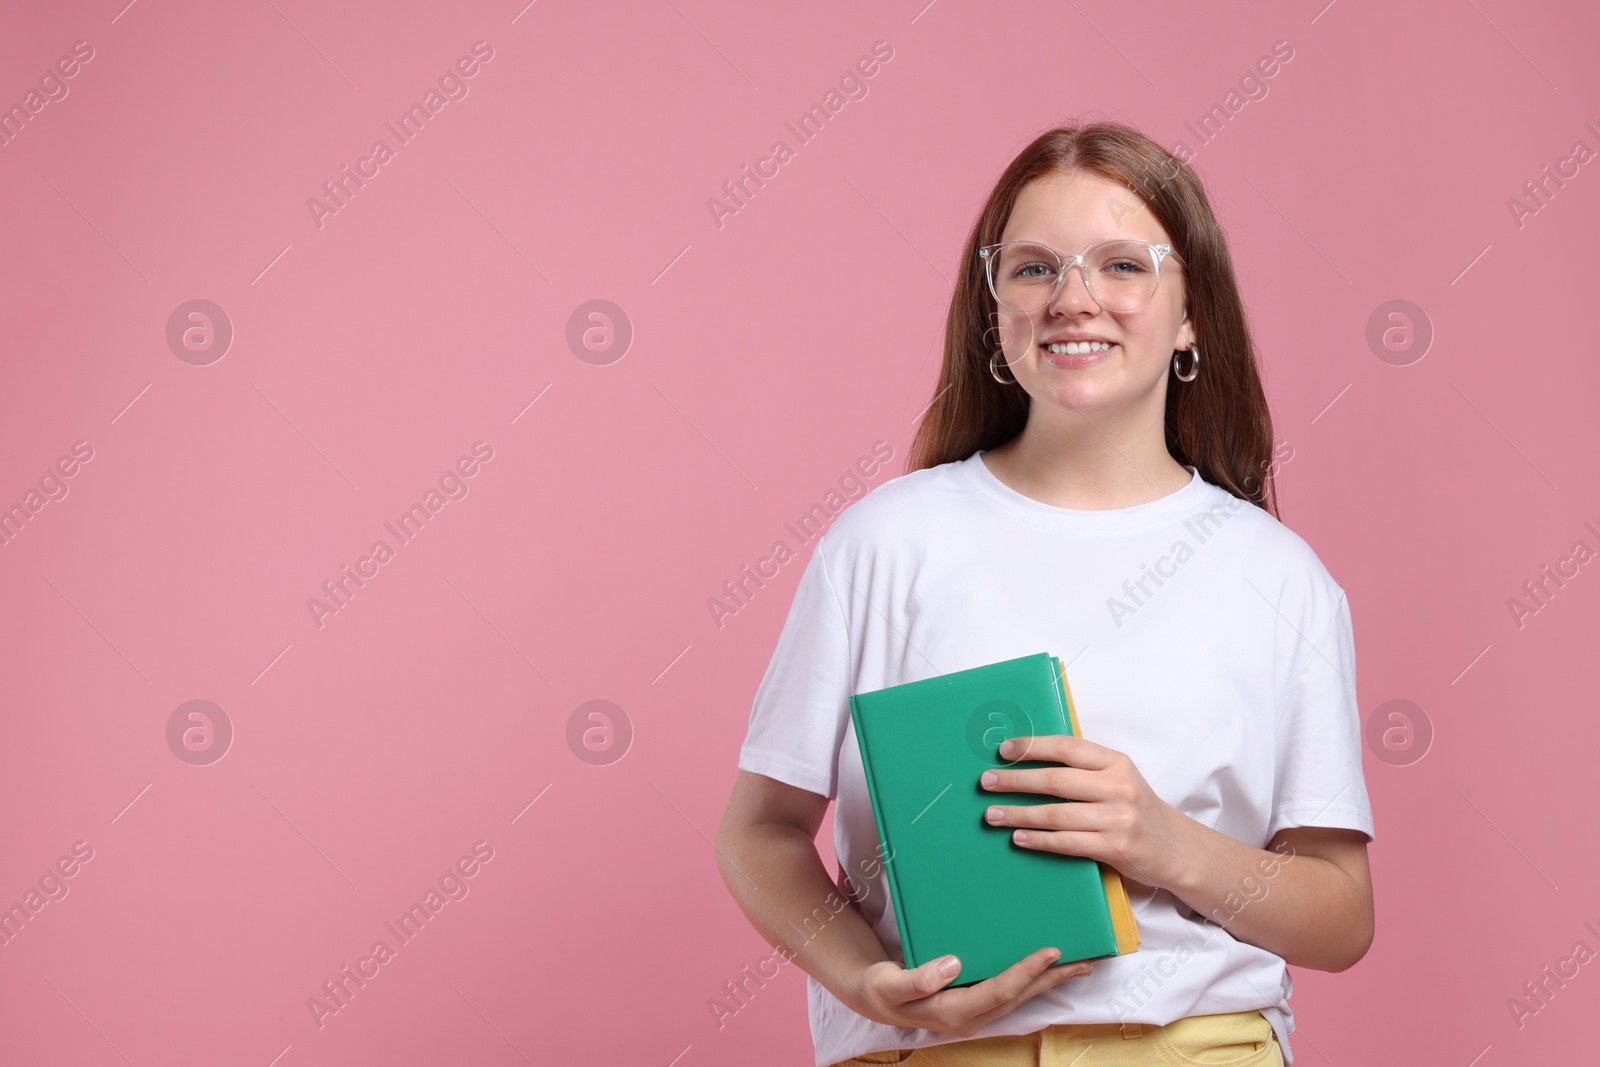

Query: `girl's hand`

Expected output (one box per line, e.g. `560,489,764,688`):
979,735,1190,892
854,948,1093,1039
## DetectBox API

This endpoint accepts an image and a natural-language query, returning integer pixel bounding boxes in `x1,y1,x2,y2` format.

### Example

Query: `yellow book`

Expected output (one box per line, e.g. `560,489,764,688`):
1057,658,1142,955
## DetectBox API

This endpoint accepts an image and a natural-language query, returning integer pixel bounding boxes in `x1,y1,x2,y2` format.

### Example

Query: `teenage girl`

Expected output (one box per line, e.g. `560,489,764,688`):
718,121,1374,1067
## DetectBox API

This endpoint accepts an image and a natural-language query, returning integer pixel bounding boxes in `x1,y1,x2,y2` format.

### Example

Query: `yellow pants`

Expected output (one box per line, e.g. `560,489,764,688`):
830,1009,1283,1066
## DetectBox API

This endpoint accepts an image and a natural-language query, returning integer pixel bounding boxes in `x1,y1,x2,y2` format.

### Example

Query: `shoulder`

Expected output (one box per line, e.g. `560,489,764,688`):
818,457,972,556
1206,482,1348,624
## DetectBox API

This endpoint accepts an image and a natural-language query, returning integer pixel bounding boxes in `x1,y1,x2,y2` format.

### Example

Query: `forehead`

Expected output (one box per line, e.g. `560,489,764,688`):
1000,172,1172,248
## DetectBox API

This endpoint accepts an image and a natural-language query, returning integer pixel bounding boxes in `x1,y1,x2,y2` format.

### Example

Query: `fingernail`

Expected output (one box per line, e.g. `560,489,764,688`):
981,771,997,786
986,806,1004,822
999,740,1014,756
939,957,961,976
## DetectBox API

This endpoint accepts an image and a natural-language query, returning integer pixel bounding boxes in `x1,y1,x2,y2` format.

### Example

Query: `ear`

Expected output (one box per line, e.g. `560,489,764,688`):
1176,312,1197,352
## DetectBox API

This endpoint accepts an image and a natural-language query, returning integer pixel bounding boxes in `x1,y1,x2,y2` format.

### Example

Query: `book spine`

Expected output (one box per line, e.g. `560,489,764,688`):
1054,656,1081,737
850,695,918,968
1053,656,1121,954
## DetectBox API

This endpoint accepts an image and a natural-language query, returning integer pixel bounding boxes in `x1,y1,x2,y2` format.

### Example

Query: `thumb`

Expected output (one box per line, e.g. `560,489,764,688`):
903,955,963,999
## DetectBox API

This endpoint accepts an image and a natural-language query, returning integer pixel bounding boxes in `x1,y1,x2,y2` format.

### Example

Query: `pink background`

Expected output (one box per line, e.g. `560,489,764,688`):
2,0,1597,1063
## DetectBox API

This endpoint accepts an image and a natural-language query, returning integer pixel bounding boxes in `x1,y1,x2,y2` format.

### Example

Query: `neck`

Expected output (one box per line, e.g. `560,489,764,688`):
984,408,1191,511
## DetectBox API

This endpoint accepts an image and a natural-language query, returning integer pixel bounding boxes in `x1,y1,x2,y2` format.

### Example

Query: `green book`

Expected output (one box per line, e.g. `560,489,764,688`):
849,651,1141,986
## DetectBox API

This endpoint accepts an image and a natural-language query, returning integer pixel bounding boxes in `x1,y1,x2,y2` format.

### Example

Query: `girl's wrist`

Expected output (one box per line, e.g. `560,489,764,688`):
1151,802,1207,895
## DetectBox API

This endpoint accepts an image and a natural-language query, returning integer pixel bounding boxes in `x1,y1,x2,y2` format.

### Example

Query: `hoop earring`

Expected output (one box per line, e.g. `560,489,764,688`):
1174,345,1200,383
990,351,1018,386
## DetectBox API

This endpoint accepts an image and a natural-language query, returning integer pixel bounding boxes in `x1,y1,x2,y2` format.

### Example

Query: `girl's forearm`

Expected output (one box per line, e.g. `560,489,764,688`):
1158,817,1370,971
716,822,893,1018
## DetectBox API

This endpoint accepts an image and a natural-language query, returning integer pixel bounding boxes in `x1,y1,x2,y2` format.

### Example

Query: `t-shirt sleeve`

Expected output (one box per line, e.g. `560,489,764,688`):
736,533,853,800
1268,578,1376,842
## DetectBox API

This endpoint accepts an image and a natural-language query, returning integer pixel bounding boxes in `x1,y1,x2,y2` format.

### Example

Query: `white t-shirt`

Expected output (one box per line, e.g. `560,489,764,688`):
736,450,1375,1067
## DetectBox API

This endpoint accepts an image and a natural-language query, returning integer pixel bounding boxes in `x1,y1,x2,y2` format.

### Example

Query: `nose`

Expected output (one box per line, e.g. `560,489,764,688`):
1048,260,1099,315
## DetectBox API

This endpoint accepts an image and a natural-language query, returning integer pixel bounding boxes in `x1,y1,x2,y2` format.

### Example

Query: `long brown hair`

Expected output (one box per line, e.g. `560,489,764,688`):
907,121,1280,518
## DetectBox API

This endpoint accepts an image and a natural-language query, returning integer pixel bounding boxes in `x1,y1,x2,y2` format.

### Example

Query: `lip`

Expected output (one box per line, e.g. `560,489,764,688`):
1039,339,1117,368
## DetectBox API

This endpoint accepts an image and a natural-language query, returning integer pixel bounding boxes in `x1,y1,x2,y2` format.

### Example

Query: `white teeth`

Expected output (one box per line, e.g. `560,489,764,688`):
1044,341,1112,355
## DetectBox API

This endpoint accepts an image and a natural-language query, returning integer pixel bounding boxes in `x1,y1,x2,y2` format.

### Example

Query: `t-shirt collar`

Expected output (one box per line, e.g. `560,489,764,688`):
957,449,1215,530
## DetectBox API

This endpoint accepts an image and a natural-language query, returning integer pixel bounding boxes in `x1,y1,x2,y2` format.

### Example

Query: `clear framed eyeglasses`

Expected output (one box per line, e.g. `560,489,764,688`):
978,238,1183,314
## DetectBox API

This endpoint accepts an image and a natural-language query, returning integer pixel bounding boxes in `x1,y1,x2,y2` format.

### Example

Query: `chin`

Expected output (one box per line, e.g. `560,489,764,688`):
1035,380,1112,412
